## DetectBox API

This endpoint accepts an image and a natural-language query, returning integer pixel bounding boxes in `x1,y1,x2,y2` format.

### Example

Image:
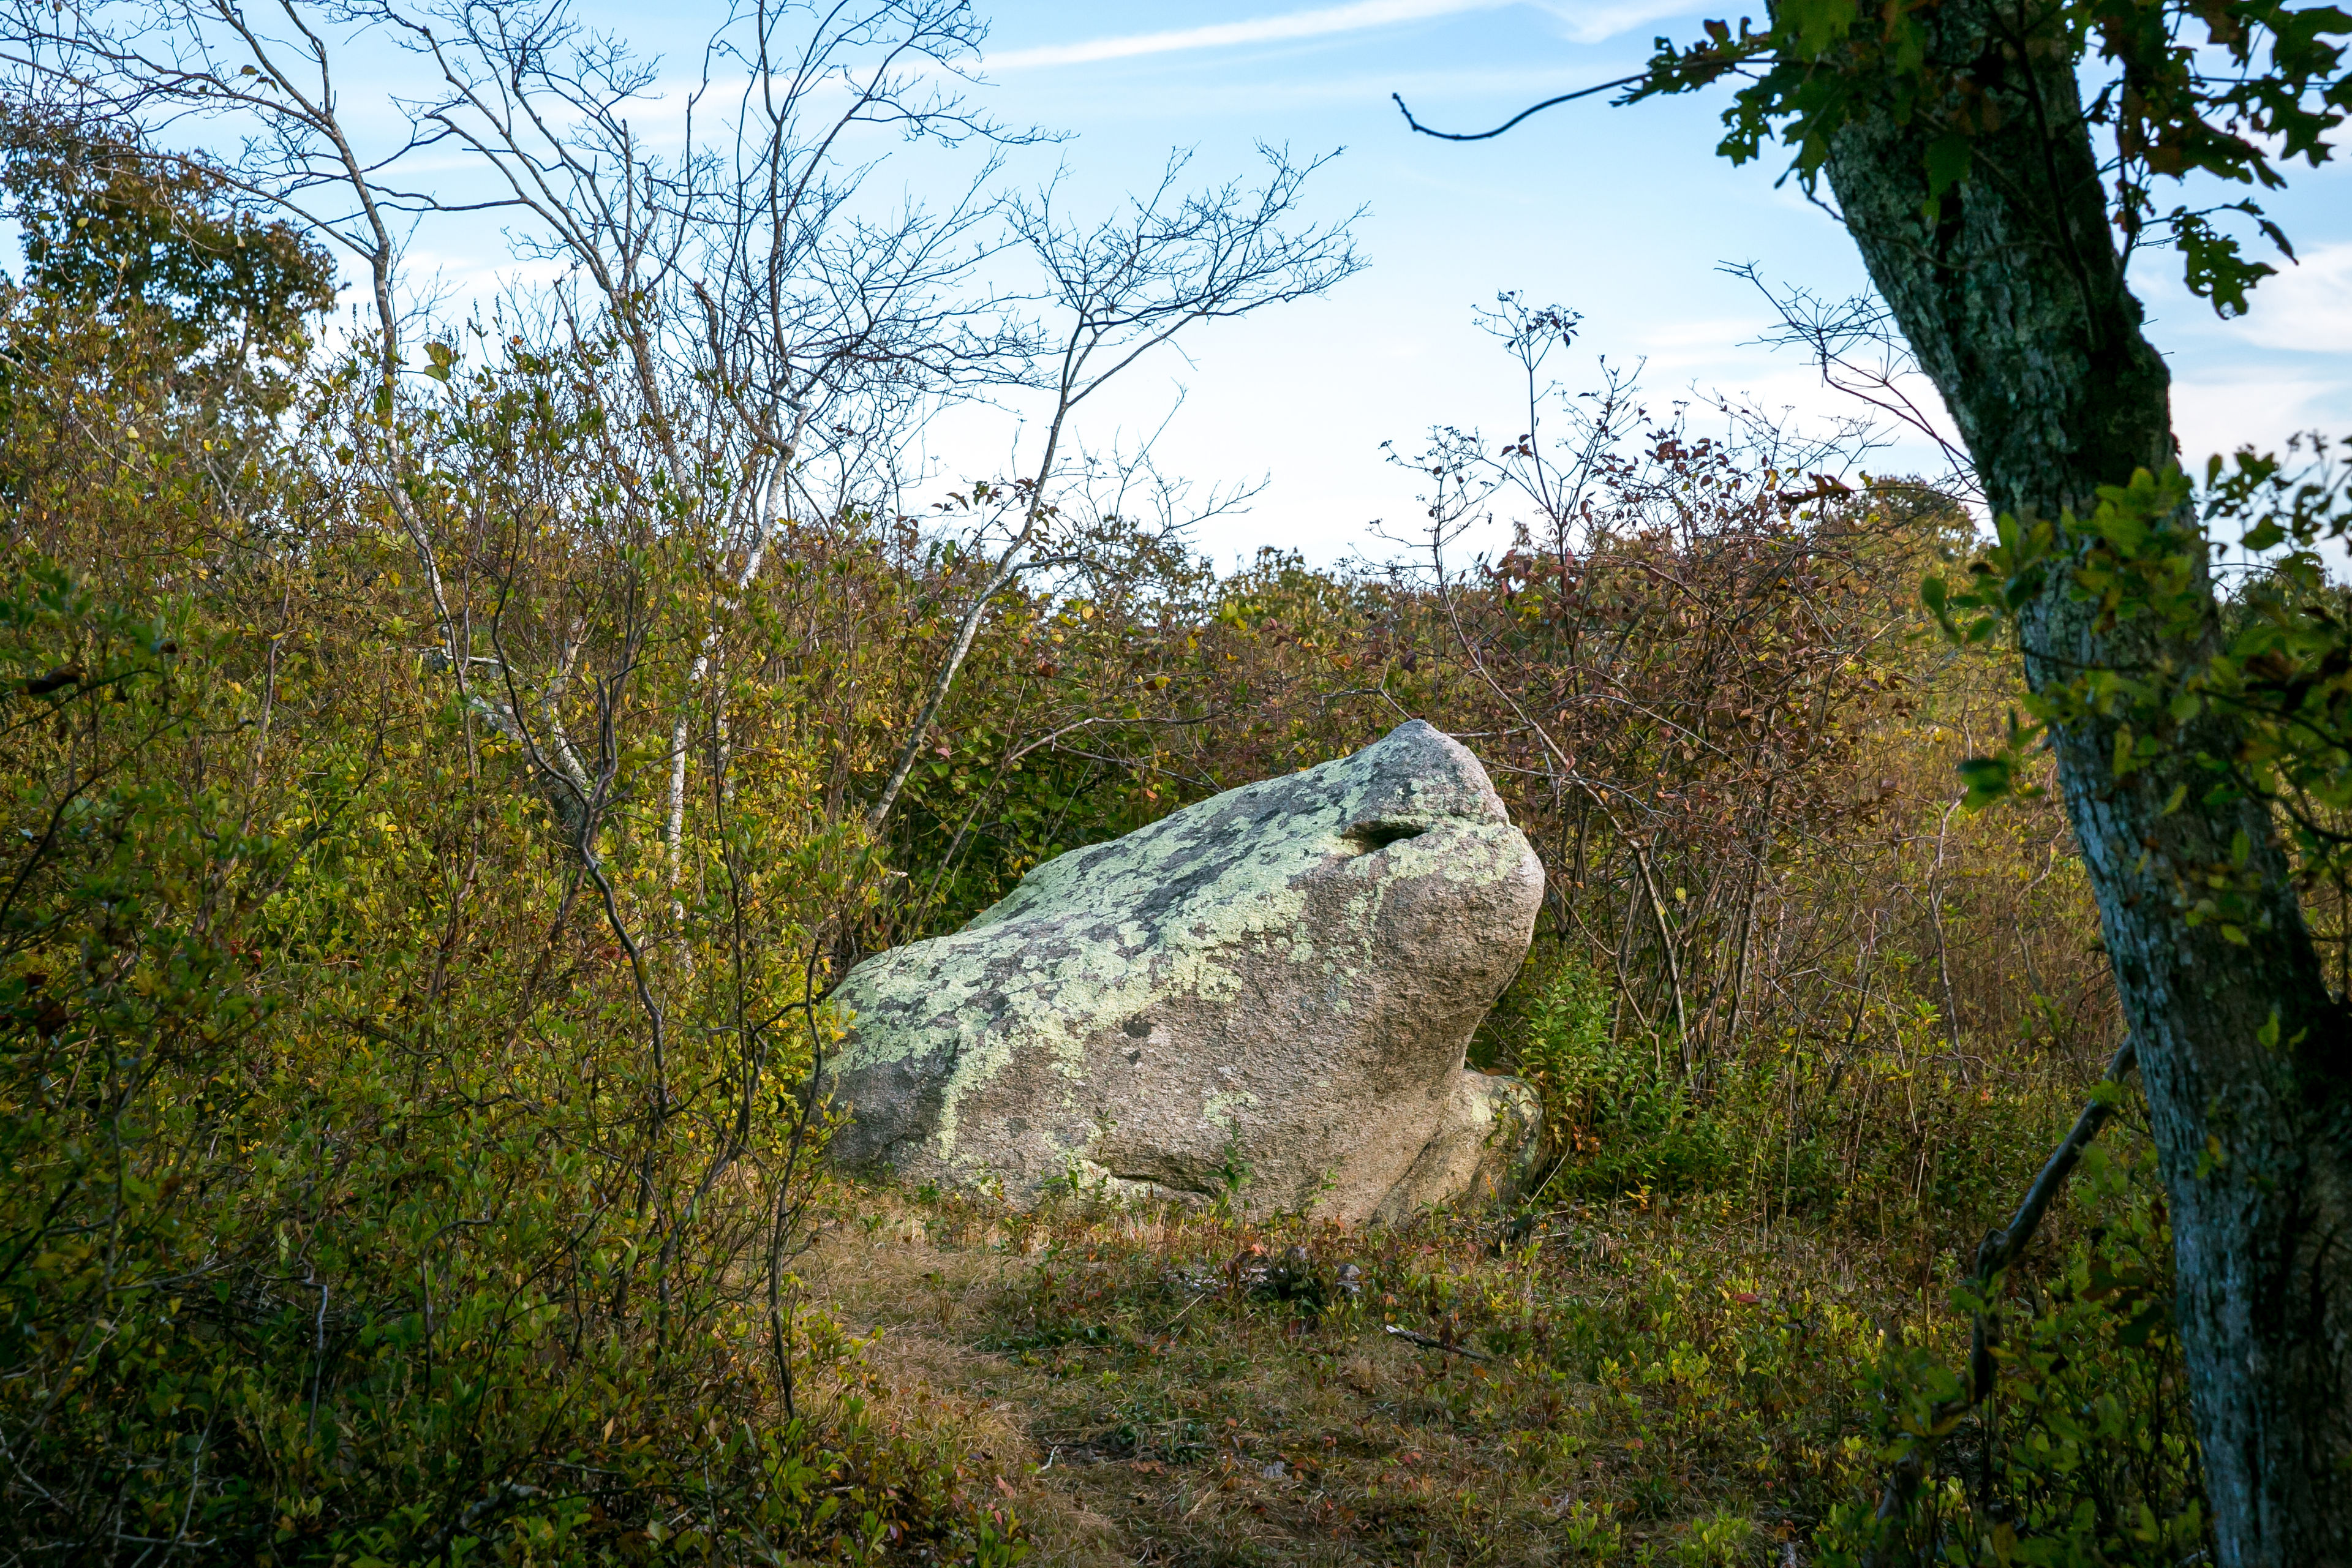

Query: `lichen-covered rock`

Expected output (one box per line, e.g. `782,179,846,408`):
823,720,1545,1221
1374,1070,1545,1223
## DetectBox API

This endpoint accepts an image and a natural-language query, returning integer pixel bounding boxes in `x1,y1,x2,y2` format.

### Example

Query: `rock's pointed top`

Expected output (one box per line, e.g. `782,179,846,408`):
962,718,1510,935
1346,719,1510,834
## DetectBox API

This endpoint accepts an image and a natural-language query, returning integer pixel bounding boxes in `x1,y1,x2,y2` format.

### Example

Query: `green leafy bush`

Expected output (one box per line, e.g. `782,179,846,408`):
1516,957,1731,1199
1819,1134,2209,1566
0,556,1011,1562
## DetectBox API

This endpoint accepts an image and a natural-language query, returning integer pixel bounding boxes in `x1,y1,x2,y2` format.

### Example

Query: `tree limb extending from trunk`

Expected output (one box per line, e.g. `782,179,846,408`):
1864,1037,2139,1561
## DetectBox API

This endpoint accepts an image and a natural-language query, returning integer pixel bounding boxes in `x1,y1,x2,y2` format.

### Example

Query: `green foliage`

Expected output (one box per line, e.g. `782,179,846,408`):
1819,1137,2209,1565
1629,0,2352,313
1517,958,1731,1199
1504,950,2086,1251
0,105,334,391
0,119,1023,1561
1493,953,2201,1558
1928,443,2352,948
0,550,1020,1562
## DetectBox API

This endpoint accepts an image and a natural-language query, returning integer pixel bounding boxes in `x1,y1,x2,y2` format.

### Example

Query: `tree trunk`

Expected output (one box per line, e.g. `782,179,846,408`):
1819,1,2352,1559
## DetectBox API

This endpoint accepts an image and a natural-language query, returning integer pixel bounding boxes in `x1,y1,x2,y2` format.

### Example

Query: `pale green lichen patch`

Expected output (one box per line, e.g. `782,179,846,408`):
824,720,1539,1203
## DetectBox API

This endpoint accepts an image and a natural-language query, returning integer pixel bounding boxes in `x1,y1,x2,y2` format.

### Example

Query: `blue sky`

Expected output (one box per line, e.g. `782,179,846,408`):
403,0,2352,565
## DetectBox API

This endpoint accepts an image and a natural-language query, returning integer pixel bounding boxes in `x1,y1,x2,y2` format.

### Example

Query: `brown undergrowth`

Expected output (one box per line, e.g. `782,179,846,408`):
802,1186,1938,1567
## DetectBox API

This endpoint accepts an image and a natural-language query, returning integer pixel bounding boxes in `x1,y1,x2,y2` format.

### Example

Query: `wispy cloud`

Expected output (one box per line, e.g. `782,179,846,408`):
982,0,1509,71
2173,369,2348,462
1529,0,1706,45
2234,241,2352,355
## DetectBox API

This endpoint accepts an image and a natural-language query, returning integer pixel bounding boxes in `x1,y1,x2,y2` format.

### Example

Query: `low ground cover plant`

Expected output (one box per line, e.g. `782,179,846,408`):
809,1100,2196,1566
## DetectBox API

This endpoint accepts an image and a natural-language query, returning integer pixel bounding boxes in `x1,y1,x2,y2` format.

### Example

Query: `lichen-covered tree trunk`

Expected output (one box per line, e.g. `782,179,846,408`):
1819,1,2352,1559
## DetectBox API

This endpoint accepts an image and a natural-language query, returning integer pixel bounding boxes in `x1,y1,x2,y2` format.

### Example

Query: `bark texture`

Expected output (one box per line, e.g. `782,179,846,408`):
1819,1,2352,1558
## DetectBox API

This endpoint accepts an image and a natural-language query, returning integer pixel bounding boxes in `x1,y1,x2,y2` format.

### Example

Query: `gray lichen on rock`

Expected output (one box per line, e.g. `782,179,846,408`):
824,718,1545,1221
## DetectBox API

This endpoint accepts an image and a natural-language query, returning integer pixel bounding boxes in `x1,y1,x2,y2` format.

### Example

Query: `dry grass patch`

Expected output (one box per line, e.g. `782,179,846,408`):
802,1187,1934,1566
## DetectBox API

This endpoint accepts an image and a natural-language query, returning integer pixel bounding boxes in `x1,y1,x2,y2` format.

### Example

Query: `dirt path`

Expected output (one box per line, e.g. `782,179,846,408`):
796,1193,1839,1567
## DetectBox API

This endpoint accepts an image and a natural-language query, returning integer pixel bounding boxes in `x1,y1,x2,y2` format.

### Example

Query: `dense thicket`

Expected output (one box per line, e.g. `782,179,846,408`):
0,102,2195,1564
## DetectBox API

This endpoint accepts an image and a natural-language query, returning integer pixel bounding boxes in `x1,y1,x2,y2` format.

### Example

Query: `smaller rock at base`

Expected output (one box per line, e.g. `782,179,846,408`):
1373,1070,1544,1223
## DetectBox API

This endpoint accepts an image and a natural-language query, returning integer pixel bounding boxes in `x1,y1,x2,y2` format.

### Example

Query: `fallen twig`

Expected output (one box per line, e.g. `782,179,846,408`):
1384,1323,1494,1362
425,1481,548,1562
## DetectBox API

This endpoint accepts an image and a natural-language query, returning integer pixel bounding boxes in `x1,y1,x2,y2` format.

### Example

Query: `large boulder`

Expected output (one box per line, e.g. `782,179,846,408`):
824,720,1545,1221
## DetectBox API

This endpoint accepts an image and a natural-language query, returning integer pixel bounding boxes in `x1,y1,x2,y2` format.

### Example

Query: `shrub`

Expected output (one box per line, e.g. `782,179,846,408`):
1515,957,1732,1199
1819,1133,2210,1566
0,554,1007,1562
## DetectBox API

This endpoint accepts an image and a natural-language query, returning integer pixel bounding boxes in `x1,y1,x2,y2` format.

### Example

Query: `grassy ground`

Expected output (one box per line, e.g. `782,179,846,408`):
800,1187,1944,1567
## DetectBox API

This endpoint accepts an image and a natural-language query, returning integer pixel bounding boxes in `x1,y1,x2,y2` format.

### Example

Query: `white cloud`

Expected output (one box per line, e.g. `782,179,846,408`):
978,0,1692,72
1626,315,1771,368
981,0,1510,70
2233,241,2352,354
2172,370,2350,460
1525,0,1717,45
